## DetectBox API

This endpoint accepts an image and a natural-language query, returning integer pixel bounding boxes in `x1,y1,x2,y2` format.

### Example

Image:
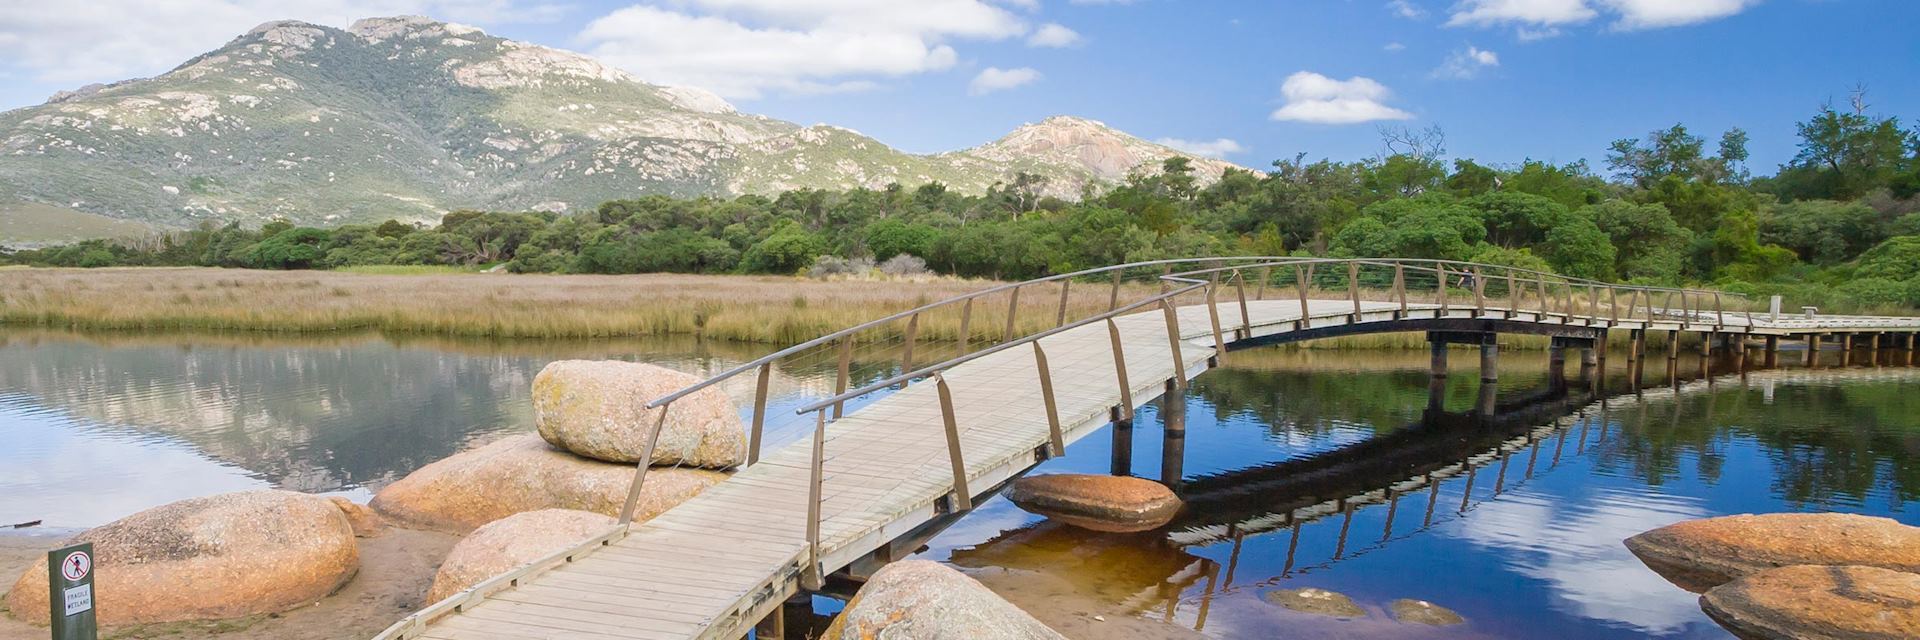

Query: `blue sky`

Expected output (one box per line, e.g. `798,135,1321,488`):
2,1,1915,172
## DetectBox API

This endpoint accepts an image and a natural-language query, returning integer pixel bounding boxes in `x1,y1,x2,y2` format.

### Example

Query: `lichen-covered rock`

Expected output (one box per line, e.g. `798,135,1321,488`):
1261,588,1367,618
6,490,359,625
823,560,1064,640
370,434,727,533
1390,599,1464,626
1006,474,1181,533
426,509,616,602
1624,513,1920,592
1700,565,1920,640
532,360,745,469
327,496,386,537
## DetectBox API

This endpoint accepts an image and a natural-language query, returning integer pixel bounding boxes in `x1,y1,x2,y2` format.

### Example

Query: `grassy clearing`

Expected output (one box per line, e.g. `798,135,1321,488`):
0,267,1162,343
332,264,488,275
0,202,154,245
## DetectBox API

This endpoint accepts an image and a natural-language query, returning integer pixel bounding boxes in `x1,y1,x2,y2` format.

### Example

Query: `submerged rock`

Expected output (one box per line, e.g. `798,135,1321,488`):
1005,474,1182,533
824,560,1065,640
426,509,616,603
1700,565,1920,640
6,490,359,626
370,434,727,533
1624,513,1920,592
1390,599,1464,626
1261,587,1367,618
532,360,745,469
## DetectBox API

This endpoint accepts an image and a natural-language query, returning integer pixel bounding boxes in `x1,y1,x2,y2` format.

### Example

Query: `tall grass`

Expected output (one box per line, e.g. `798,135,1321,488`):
0,267,1152,343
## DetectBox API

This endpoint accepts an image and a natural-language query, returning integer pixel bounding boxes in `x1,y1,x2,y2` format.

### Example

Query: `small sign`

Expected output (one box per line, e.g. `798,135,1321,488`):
62,585,91,616
47,542,96,640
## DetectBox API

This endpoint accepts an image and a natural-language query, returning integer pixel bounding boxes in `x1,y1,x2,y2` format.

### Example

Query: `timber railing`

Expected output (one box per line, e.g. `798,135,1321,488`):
622,256,1759,585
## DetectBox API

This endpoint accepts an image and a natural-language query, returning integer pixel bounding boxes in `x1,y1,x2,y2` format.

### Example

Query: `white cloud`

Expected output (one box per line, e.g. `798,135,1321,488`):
1446,0,1598,28
1433,45,1500,79
1269,71,1414,125
1027,23,1082,47
1446,0,1758,36
969,66,1040,95
580,1,1031,99
1153,137,1245,159
1602,0,1759,30
1384,41,1407,52
1068,0,1137,4
1388,0,1427,19
0,0,566,84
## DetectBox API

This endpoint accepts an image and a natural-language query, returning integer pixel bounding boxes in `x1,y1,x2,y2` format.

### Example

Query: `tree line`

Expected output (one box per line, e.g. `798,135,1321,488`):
6,89,1919,309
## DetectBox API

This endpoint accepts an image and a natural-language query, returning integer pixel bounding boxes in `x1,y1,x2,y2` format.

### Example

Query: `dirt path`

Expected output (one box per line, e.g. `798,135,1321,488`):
0,528,457,640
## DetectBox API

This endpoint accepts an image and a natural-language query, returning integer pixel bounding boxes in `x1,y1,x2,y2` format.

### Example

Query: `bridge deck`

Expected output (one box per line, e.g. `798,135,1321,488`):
406,299,1920,640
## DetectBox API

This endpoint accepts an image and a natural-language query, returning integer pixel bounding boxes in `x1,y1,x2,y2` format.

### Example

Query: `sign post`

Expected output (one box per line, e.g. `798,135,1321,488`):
46,543,96,640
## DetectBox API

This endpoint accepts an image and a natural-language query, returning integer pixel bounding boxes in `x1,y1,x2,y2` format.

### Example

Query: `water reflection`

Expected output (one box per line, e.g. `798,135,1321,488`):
928,347,1920,639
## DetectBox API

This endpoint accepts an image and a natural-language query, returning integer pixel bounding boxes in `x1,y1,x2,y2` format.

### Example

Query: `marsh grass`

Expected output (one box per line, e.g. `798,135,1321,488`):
0,268,1160,343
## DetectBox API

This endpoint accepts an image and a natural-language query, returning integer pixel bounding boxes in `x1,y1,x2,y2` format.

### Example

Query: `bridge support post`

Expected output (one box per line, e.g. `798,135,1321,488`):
1908,333,1917,366
1701,331,1714,356
1425,374,1447,419
1841,334,1854,367
1549,343,1566,373
1480,339,1499,383
1806,335,1821,367
1110,410,1134,477
1581,346,1599,368
1429,338,1449,378
1161,393,1186,493
1628,329,1645,363
1475,380,1498,418
1764,335,1779,368
1667,330,1681,361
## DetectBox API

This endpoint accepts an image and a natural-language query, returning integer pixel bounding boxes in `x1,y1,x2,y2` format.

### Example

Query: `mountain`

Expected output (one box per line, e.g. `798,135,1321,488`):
0,16,1245,232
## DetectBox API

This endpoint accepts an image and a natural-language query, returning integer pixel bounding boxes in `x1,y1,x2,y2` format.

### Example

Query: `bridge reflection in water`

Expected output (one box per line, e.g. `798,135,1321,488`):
947,349,1839,635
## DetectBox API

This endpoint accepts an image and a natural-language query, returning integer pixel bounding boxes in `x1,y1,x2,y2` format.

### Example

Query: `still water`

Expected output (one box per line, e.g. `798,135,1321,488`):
1,329,1915,638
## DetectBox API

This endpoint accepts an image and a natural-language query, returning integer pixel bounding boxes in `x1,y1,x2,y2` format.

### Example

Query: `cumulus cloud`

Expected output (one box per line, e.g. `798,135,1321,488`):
1388,0,1427,19
1446,0,1758,37
580,0,1033,99
1603,0,1760,30
969,66,1041,95
0,0,566,84
1269,71,1414,125
1027,23,1081,47
1384,41,1407,52
1154,137,1245,159
1433,45,1500,79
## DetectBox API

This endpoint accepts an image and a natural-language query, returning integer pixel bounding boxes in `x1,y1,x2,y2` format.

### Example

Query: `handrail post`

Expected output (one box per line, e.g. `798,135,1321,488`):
934,374,972,511
748,363,771,466
1348,262,1362,322
618,402,671,524
1109,269,1123,311
801,409,826,590
1206,282,1228,356
1056,278,1072,327
1713,293,1724,331
1256,266,1272,301
1032,342,1065,457
1437,266,1450,314
1537,277,1549,317
1295,265,1312,324
1393,263,1407,316
1003,285,1022,343
1472,267,1486,315
957,298,973,353
1107,318,1134,421
1610,288,1620,324
1161,299,1188,391
1563,284,1573,323
832,337,852,419
1505,272,1518,318
900,312,920,378
1233,270,1251,337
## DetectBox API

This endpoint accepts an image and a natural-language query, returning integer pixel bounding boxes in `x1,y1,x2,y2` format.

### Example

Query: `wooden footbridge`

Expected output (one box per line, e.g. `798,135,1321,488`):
375,258,1920,640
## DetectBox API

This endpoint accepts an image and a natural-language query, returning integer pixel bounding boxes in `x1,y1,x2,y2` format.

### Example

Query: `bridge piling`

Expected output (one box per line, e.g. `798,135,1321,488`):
1111,408,1134,477
1480,339,1499,383
1161,393,1187,492
1841,334,1854,367
1806,335,1821,367
1667,330,1680,360
1430,338,1449,378
1764,335,1779,368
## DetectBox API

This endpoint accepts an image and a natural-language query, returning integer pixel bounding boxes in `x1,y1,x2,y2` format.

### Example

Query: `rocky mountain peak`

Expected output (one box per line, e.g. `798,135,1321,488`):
975,115,1245,182
348,15,483,43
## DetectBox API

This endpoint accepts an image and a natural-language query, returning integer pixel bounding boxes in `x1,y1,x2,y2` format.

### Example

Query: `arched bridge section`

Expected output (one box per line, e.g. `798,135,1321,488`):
376,257,1920,640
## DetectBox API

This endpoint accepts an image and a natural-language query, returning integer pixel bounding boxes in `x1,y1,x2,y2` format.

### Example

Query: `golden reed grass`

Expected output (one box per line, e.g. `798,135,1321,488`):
0,268,1163,343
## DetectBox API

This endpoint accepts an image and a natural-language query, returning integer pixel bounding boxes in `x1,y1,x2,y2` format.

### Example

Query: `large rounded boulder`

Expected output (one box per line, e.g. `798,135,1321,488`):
6,490,359,626
1006,474,1182,533
1623,513,1920,592
824,560,1065,640
1700,565,1920,639
370,434,728,533
426,509,616,603
532,360,745,469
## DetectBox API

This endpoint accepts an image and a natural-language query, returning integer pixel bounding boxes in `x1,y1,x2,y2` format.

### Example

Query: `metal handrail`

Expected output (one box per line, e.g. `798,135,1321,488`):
645,256,1745,410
